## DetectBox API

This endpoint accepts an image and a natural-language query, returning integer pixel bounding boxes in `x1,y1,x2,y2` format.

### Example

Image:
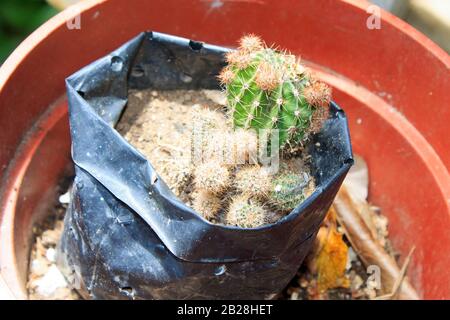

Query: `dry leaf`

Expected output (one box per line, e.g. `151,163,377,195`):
334,187,419,299
343,155,388,246
308,207,350,292
343,154,369,204
342,155,379,239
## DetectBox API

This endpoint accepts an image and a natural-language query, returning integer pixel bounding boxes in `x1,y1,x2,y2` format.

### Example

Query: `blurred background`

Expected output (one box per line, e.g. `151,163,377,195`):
0,0,57,63
0,0,449,64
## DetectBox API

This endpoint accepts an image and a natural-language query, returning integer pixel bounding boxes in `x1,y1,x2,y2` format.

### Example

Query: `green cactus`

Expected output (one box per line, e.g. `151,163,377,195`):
234,165,272,199
194,160,231,194
225,195,269,228
270,172,310,212
219,35,331,149
192,189,221,221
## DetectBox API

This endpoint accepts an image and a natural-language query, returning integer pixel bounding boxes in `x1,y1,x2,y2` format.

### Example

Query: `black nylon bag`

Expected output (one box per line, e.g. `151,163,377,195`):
58,31,353,299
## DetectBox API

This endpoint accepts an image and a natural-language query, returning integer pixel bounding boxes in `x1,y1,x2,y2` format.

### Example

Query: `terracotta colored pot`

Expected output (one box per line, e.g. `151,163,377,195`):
0,0,449,299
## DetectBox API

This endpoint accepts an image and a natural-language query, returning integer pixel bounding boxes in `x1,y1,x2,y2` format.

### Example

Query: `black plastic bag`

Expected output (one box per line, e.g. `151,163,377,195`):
58,31,353,299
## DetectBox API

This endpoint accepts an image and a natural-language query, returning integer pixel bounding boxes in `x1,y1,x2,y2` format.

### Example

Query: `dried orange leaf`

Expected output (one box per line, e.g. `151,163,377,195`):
314,209,350,292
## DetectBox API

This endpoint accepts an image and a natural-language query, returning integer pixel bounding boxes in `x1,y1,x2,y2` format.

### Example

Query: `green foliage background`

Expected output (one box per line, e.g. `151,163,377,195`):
0,0,58,63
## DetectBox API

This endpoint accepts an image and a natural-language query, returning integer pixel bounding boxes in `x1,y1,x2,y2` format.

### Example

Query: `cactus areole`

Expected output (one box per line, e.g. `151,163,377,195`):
220,35,331,150
59,32,353,299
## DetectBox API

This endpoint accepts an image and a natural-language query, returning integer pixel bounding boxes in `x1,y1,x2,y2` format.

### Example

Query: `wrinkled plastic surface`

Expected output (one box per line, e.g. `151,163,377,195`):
58,31,353,299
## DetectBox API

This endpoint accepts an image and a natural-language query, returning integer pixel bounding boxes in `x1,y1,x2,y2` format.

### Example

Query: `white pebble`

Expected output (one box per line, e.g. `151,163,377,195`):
46,248,57,263
346,247,358,271
58,191,71,204
35,265,68,297
30,259,48,277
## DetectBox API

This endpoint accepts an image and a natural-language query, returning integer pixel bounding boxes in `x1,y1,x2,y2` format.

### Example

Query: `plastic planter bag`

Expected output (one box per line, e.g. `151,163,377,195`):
58,32,353,299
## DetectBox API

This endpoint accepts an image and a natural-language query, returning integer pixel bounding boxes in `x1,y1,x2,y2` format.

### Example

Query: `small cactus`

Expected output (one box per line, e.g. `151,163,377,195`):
196,127,259,166
192,190,221,221
191,105,228,163
225,128,259,165
270,172,309,212
234,165,272,198
194,160,231,194
200,130,232,165
219,35,332,149
226,195,268,228
192,105,227,131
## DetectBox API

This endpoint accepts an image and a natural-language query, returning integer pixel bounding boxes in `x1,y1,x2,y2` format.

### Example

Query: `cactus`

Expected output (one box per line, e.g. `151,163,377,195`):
192,105,227,131
194,125,258,166
225,195,268,228
270,172,310,212
192,190,221,221
189,36,327,227
194,160,231,194
232,128,259,164
218,35,332,149
234,165,272,198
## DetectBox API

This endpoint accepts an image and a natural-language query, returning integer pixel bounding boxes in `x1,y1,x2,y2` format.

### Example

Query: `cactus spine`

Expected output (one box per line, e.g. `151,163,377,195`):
219,35,331,149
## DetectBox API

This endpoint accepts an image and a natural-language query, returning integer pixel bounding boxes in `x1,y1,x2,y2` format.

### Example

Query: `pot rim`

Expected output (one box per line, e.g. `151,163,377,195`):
1,0,449,93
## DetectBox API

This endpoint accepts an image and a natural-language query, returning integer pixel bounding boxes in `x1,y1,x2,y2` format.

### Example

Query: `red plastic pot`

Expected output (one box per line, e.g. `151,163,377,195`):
0,0,449,299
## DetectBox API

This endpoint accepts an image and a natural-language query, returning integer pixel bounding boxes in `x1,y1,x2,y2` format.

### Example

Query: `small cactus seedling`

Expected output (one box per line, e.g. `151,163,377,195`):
192,105,227,131
191,105,228,164
226,195,268,228
194,160,231,194
232,128,259,164
199,130,232,165
219,35,332,149
270,172,310,212
192,190,221,221
234,165,272,198
195,126,259,166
